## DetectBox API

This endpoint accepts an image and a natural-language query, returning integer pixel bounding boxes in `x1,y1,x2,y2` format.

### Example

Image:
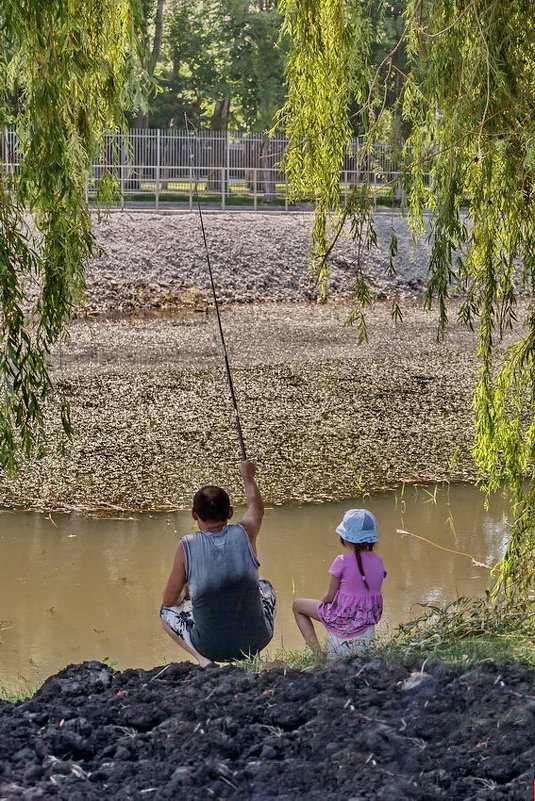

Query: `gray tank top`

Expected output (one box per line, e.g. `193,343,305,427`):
181,523,272,662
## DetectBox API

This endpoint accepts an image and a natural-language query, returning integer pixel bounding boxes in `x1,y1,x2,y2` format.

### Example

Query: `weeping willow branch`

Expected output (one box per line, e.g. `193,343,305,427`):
277,0,373,291
0,0,146,471
405,0,535,605
281,0,535,606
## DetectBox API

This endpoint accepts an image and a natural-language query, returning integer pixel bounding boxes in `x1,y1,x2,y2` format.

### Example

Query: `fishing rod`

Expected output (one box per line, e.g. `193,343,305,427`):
185,115,247,462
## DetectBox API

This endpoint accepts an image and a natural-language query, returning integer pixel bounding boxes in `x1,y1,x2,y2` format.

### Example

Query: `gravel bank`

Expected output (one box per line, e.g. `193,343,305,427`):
0,300,502,511
87,211,430,312
1,658,533,800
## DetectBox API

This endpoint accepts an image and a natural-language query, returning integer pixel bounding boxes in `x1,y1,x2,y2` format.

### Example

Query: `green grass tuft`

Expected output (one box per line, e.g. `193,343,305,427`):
0,680,38,703
236,647,323,672
380,633,535,670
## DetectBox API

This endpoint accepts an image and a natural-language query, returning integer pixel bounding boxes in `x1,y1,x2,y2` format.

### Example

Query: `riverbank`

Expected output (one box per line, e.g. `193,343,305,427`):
0,300,494,511
0,210,526,511
86,210,431,313
1,655,533,800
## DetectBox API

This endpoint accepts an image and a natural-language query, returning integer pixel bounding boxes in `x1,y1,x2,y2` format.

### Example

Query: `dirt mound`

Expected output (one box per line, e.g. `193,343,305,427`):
1,657,532,800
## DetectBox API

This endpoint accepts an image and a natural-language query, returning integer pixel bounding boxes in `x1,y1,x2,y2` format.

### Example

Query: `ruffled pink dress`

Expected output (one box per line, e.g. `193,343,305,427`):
317,551,386,638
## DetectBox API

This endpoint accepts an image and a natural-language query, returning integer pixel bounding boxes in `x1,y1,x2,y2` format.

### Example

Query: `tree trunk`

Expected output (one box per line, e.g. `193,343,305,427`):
244,136,261,191
260,137,276,202
124,0,165,191
150,0,165,74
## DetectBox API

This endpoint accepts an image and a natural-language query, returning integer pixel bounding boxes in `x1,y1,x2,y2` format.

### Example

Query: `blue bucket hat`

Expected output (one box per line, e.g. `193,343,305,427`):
336,509,378,544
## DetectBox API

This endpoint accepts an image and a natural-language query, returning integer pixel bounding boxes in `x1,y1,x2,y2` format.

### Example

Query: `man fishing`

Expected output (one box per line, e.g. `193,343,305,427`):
160,460,276,666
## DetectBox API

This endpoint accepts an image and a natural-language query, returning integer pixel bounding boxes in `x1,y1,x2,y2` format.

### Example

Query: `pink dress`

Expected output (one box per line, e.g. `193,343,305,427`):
317,551,387,638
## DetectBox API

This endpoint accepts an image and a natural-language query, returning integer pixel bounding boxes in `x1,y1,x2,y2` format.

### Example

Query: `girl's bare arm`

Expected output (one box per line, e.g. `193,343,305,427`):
321,575,340,604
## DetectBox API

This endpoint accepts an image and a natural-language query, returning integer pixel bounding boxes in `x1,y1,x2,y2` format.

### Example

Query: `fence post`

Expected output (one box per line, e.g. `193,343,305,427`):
226,131,230,196
253,168,257,212
155,129,160,210
120,132,125,210
221,167,225,210
285,176,288,212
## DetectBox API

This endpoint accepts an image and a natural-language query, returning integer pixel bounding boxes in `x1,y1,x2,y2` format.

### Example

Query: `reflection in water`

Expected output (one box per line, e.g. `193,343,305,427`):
0,484,509,691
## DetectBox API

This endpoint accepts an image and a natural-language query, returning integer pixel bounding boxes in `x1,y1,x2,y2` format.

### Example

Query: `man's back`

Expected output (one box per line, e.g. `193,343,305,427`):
182,523,272,661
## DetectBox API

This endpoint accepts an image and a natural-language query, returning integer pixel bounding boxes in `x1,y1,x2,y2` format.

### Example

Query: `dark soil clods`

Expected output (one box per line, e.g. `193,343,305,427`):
1,657,533,800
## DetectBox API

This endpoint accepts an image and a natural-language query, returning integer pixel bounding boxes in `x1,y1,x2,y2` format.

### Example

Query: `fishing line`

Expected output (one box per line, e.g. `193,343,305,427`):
184,115,247,461
396,528,491,569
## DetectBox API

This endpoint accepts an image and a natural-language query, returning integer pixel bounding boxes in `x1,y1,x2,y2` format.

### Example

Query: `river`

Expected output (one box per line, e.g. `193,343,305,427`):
0,483,509,692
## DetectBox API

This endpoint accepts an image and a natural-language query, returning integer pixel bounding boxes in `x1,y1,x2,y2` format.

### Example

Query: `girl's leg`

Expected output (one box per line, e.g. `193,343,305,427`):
293,598,324,657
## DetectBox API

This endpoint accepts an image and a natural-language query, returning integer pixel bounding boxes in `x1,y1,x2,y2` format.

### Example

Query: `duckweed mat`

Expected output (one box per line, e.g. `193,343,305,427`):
0,302,490,511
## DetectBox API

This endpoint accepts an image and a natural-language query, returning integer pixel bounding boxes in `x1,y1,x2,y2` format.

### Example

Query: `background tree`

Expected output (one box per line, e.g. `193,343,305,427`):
349,0,408,141
150,0,287,130
0,0,145,470
148,0,406,133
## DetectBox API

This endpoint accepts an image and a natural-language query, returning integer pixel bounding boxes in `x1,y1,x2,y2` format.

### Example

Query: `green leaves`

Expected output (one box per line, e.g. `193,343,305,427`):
403,0,535,600
150,0,286,130
0,0,145,470
281,0,535,604
278,0,371,288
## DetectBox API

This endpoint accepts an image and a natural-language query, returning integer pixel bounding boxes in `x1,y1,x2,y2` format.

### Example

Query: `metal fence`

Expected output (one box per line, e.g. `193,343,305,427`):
1,128,409,210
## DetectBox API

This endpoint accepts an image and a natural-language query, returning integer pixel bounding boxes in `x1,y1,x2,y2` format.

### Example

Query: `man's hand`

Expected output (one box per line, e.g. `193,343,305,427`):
239,459,257,480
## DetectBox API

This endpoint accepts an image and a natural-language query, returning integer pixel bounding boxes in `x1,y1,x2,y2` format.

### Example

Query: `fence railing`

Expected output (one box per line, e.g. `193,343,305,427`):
2,128,412,211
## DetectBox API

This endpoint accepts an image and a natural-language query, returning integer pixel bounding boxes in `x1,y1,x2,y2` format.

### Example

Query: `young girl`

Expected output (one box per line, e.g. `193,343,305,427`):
293,508,386,658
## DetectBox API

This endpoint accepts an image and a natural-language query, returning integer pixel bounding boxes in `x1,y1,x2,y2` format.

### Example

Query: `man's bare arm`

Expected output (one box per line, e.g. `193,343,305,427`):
238,460,264,549
162,542,187,607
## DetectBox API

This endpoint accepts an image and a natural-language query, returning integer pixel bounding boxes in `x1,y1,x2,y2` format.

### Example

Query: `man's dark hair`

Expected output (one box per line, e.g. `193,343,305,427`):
193,485,231,522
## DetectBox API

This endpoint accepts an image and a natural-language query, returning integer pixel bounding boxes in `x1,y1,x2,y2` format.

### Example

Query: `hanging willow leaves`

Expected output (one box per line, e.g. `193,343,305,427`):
277,0,374,293
403,0,535,605
0,0,145,471
281,0,535,605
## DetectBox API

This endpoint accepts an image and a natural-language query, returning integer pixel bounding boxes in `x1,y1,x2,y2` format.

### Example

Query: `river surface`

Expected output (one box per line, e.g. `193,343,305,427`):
0,484,510,692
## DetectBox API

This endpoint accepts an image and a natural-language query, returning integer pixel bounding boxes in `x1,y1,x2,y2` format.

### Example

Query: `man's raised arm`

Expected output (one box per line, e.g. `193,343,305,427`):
238,460,264,549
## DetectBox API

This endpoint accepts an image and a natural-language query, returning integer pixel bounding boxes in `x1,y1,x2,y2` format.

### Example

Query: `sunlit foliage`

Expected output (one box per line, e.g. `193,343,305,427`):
0,0,145,470
404,0,535,603
281,0,535,604
278,0,372,293
152,0,287,130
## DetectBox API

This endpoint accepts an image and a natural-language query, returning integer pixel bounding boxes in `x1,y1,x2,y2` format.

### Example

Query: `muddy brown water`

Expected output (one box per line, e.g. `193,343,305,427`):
0,483,509,693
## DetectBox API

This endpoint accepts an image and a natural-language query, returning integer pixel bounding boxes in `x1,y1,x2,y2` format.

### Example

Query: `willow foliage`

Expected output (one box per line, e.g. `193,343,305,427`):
282,0,535,604
405,0,535,604
0,0,144,470
278,0,373,294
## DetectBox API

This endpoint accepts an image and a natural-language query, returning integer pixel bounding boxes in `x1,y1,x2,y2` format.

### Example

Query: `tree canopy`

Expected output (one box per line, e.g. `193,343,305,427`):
140,0,287,130
139,0,408,132
0,0,145,470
